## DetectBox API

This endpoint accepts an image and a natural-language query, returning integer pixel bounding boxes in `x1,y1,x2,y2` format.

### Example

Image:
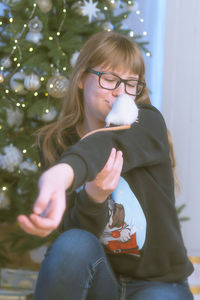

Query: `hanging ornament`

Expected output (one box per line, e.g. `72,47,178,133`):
105,0,119,9
19,161,38,172
46,71,69,99
28,16,43,33
70,51,80,68
6,107,24,127
71,1,85,15
0,144,23,172
26,16,43,44
102,21,114,31
41,107,57,122
126,0,138,12
10,71,27,95
24,72,41,91
0,191,10,210
26,31,43,44
36,0,53,13
1,56,12,69
81,0,100,23
0,73,4,83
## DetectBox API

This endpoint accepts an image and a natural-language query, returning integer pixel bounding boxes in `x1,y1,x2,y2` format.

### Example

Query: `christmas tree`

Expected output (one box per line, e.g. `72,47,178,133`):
0,0,149,267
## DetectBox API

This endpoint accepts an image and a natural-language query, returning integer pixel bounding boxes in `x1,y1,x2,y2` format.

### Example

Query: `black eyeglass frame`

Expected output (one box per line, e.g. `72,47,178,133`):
86,68,146,96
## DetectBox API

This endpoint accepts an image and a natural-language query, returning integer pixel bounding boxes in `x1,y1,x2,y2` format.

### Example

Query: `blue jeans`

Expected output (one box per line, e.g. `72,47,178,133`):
34,229,194,300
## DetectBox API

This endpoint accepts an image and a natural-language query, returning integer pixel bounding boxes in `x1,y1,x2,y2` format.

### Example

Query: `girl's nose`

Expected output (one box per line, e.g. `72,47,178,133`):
112,82,126,97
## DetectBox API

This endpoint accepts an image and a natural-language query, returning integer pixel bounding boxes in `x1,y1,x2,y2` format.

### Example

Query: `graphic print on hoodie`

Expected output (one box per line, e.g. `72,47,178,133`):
100,176,147,256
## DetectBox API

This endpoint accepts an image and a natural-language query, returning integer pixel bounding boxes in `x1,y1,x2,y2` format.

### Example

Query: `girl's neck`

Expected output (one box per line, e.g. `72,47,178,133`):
76,118,105,138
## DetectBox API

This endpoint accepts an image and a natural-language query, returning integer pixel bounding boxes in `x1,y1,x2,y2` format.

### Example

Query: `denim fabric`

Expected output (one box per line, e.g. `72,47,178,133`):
34,229,193,300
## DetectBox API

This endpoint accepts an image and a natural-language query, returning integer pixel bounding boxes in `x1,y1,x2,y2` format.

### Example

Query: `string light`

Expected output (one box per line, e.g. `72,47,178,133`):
13,57,17,61
0,125,2,130
0,21,2,26
63,67,67,71
49,36,53,40
45,109,49,113
16,103,20,106
40,77,45,81
136,10,140,15
129,31,134,37
22,149,27,153
34,92,38,96
5,89,9,94
2,187,7,191
9,18,13,23
29,47,34,52
17,63,20,67
146,52,151,57
22,103,26,107
104,6,108,10
38,162,41,167
45,92,48,96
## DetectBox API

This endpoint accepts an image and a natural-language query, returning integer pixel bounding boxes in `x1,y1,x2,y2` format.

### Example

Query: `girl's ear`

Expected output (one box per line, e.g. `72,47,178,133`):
78,74,85,89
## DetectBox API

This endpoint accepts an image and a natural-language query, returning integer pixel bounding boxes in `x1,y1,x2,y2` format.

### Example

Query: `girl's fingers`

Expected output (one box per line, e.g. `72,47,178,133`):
17,215,51,237
101,148,117,172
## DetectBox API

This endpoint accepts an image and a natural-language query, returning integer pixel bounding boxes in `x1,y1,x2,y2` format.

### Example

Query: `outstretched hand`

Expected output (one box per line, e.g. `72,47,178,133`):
17,163,74,237
17,148,123,237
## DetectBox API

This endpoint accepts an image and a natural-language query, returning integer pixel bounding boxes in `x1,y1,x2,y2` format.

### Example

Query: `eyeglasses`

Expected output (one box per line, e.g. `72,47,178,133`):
86,68,145,96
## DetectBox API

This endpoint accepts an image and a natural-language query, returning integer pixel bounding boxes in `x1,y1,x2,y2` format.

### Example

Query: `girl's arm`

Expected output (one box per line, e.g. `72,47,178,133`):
17,149,123,237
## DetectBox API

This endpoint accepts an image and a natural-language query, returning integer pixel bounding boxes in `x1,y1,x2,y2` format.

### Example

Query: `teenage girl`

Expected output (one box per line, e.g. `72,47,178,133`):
18,31,194,300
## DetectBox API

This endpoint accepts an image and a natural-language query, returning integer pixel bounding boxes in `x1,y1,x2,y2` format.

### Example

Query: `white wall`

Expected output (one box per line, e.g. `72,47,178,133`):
162,0,200,256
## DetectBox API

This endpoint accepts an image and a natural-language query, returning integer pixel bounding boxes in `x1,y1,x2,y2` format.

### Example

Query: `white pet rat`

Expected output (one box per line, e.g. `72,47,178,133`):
81,94,139,140
105,94,138,127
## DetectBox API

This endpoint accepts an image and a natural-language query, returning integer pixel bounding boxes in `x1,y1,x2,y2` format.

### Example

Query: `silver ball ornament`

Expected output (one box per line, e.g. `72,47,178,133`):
47,74,69,99
28,16,43,33
24,73,41,91
126,0,138,12
26,31,43,44
102,22,114,32
10,71,27,95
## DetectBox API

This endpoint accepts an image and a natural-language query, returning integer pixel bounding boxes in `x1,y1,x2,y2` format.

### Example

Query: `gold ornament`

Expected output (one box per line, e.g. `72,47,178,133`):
36,0,53,13
47,72,69,99
105,0,119,9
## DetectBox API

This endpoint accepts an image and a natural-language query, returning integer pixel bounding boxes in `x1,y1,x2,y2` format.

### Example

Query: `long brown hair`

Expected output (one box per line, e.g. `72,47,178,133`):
38,31,177,186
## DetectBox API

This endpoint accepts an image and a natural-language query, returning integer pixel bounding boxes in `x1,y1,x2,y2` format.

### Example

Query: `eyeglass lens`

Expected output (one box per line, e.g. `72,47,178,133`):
100,73,143,96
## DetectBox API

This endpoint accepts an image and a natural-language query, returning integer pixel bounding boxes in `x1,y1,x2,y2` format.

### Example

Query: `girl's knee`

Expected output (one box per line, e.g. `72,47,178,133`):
47,229,103,262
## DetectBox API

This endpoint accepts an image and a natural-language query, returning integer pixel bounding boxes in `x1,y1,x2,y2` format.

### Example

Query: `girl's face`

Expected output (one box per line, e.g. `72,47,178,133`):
79,66,139,130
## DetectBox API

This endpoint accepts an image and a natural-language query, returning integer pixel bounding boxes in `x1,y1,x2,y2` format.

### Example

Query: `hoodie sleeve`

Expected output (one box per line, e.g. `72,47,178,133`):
56,104,170,190
60,188,109,237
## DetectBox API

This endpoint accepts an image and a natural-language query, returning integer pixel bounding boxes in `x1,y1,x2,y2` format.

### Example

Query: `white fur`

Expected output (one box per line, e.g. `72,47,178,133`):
105,94,138,126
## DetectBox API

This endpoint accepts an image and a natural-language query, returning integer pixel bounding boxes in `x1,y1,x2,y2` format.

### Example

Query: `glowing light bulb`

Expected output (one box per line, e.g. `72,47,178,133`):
9,18,13,23
23,149,27,153
2,186,7,191
40,77,45,81
29,47,34,52
49,36,53,41
34,92,38,96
